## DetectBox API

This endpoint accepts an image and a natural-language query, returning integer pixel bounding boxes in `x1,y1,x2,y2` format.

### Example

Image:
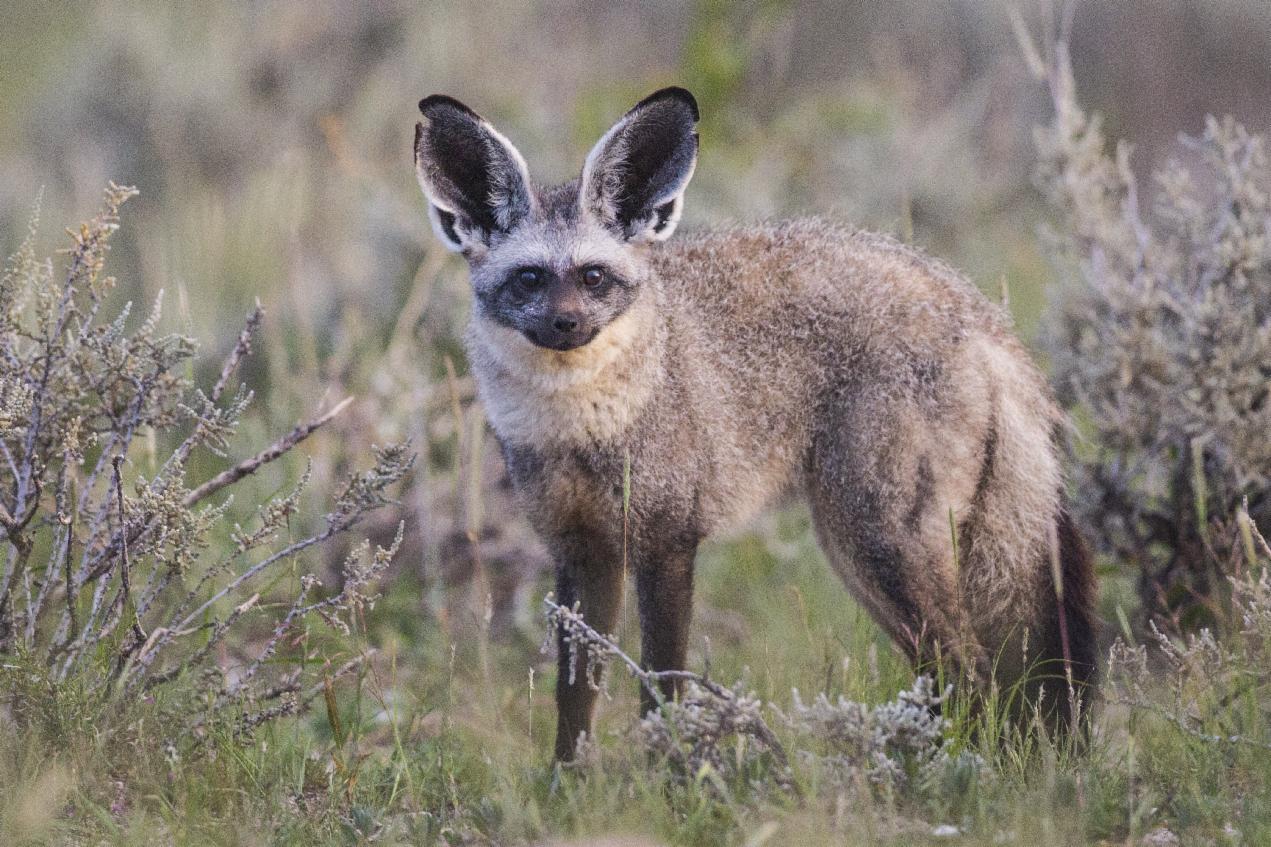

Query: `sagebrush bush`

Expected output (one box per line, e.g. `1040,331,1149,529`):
0,185,411,744
1108,503,1271,757
1033,43,1271,629
547,594,971,806
781,676,983,798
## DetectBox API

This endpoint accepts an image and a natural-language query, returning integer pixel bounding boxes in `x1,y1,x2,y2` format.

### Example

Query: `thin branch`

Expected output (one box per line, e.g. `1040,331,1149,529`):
111,456,145,644
76,395,352,594
187,653,370,743
62,506,77,639
211,303,263,404
172,522,345,634
182,396,353,507
134,594,260,691
166,304,263,473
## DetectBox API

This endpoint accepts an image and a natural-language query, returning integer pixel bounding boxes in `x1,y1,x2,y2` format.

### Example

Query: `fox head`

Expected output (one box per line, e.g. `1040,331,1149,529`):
413,88,698,353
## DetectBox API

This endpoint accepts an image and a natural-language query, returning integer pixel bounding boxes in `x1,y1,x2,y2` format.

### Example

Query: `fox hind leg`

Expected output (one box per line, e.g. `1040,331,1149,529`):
809,498,987,687
805,400,990,690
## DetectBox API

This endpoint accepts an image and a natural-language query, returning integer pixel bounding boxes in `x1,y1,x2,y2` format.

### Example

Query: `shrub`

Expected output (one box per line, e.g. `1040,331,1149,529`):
1031,36,1271,629
0,185,411,744
547,594,976,805
781,676,979,798
1107,504,1271,763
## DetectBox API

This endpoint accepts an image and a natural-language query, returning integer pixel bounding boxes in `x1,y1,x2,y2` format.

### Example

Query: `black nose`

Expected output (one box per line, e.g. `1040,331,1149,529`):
552,314,579,332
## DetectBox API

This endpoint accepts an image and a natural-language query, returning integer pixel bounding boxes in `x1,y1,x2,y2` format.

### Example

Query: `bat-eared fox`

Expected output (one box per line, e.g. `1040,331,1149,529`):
413,87,1096,760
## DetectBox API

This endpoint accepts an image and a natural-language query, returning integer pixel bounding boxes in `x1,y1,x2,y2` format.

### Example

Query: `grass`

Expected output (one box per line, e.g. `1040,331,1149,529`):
3,506,1269,846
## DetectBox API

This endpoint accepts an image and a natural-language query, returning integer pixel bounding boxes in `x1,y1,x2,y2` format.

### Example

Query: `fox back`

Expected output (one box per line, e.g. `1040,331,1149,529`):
413,88,1097,760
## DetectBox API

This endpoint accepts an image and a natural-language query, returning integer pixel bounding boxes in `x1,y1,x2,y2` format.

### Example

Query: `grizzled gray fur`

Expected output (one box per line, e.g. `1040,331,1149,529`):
413,87,1096,760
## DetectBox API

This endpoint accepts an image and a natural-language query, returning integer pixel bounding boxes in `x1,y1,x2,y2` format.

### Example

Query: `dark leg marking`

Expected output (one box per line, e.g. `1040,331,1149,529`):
905,455,934,532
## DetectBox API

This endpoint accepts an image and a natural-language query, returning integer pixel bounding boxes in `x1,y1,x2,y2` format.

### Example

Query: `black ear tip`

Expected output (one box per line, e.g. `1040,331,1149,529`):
634,87,700,122
418,94,481,120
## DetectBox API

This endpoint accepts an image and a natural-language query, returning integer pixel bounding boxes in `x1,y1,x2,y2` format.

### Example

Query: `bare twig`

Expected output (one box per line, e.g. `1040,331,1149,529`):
166,304,264,474
112,456,145,645
182,396,353,507
172,526,341,634
211,303,263,404
135,594,260,691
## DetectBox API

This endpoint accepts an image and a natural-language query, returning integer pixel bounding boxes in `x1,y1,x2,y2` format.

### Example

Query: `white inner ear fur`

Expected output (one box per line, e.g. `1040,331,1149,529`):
634,177,691,243
481,121,535,231
579,118,628,230
425,202,466,253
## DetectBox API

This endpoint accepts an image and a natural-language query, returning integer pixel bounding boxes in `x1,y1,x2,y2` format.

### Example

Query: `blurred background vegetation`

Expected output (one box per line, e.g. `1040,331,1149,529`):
3,0,1267,619
1,1,1270,843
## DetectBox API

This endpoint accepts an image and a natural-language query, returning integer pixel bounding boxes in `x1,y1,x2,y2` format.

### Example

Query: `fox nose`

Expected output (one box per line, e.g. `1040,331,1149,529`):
552,314,580,333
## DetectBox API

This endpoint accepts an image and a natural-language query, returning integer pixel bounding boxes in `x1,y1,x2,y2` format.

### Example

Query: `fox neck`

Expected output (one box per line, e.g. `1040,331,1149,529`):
466,287,666,449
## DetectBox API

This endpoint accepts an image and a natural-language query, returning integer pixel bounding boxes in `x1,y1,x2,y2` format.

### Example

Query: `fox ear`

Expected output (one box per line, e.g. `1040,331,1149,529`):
580,87,699,243
414,95,534,253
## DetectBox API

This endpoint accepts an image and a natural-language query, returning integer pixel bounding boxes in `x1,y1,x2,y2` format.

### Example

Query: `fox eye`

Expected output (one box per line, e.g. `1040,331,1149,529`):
517,268,544,288
582,267,605,287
